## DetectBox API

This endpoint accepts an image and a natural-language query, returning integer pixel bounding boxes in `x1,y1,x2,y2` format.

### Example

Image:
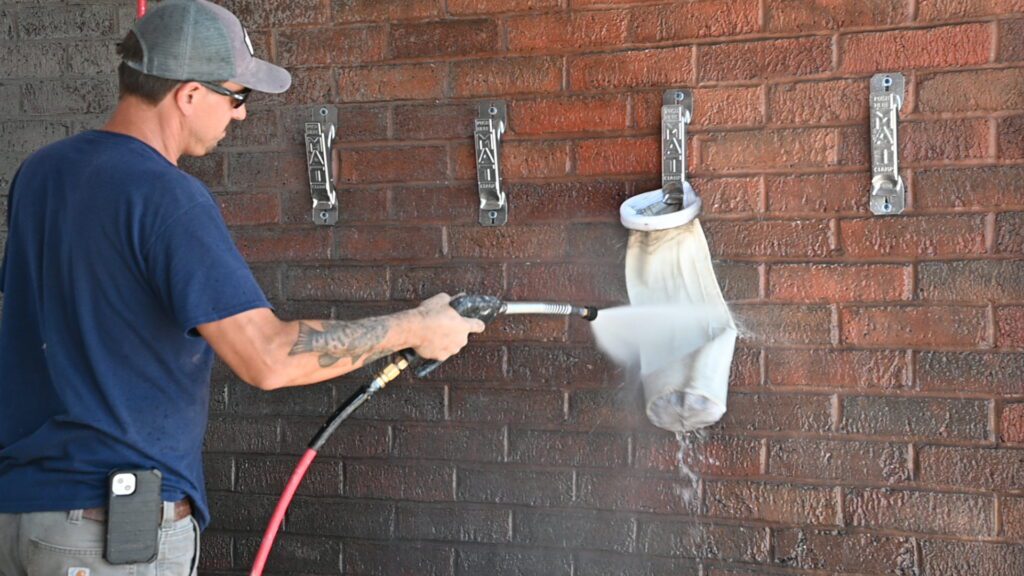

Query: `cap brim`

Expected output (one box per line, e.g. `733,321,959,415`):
232,57,291,94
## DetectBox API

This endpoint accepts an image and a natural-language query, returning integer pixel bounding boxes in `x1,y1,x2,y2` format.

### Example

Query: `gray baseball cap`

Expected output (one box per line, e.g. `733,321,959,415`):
125,0,291,94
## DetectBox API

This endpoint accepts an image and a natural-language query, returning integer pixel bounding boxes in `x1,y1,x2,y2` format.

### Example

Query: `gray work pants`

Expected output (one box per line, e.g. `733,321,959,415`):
0,502,199,576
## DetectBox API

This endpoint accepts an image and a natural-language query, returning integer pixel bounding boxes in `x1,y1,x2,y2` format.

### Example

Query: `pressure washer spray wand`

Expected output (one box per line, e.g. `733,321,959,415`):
250,295,598,576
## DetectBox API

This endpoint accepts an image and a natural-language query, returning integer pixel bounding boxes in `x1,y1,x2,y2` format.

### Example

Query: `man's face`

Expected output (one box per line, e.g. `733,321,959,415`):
186,81,248,156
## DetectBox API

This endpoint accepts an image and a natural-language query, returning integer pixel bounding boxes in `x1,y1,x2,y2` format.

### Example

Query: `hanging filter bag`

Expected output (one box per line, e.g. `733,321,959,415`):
591,183,737,432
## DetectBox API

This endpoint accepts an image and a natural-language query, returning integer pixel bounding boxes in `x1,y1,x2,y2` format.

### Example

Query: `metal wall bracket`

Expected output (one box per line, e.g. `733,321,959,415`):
304,105,338,226
662,89,694,206
474,101,507,226
869,73,906,215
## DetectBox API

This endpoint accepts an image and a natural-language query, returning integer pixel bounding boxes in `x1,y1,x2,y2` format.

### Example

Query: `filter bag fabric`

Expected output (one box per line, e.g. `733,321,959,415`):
592,219,737,432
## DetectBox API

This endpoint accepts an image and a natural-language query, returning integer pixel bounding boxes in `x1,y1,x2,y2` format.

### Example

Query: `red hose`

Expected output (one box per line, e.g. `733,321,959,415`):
249,448,318,576
136,0,145,19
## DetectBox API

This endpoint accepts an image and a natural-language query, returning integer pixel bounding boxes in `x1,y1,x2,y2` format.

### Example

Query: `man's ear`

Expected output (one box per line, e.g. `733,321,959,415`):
174,82,202,116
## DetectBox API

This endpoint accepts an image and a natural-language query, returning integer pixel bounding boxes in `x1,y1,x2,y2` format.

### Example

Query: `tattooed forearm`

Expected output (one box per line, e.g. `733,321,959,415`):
289,318,392,368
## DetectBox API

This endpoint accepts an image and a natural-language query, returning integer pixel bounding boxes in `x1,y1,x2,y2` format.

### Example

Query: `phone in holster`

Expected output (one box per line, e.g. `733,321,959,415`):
105,469,162,564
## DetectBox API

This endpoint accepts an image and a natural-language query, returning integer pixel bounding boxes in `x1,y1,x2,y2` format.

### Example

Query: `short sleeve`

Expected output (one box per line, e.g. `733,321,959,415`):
143,199,270,336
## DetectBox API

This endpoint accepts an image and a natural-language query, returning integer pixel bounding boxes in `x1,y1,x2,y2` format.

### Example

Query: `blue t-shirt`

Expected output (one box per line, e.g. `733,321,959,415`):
0,130,270,529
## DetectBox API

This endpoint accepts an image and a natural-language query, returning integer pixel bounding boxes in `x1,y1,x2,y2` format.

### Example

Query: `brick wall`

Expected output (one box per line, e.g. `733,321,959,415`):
2,0,1024,574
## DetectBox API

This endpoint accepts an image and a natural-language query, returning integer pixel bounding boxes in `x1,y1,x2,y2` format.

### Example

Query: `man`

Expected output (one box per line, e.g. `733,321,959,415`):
0,1,484,574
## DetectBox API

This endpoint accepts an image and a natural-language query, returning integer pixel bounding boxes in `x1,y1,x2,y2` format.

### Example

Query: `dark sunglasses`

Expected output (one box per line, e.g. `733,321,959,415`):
197,81,251,109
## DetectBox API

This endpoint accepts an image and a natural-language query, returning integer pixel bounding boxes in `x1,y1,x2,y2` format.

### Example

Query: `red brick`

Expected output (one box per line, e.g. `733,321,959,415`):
901,118,992,163
396,503,511,543
574,553,699,575
182,154,225,189
769,263,909,302
921,541,1024,575
232,227,332,263
768,79,868,125
640,520,769,563
282,104,386,144
1003,402,1024,443
216,192,279,226
259,67,336,106
765,173,871,215
507,12,629,52
634,86,764,129
731,304,833,346
719,392,834,433
281,418,389,458
283,265,388,301
698,37,833,82
729,347,763,389
219,108,280,149
392,102,475,140
997,306,1024,349
919,260,1024,302
348,382,446,421
343,541,453,575
839,24,992,73
228,151,307,190
698,128,837,172
347,461,454,501
844,487,993,536
507,262,627,303
504,180,630,221
448,0,560,13
703,220,833,258
511,95,629,135
276,26,385,66
389,263,504,301
456,547,572,575
566,388,647,431
706,481,839,525
918,0,1024,20
915,166,1024,210
1004,497,1024,540
451,56,562,98
769,438,910,483
340,145,446,184
1000,115,1024,159
514,509,635,553
841,396,989,440
713,260,761,300
509,429,628,468
450,388,564,425
392,423,504,462
331,0,441,23
503,140,571,179
1000,19,1024,61
220,0,325,28
285,498,393,539
418,345,506,382
447,224,567,260
457,466,574,506
576,471,698,514
570,46,694,91
575,136,659,176
507,344,617,388
919,445,1024,490
335,225,444,260
841,304,989,348
391,19,498,59
478,315,568,344
388,184,475,224
338,63,446,102
635,432,762,476
918,69,1024,113
766,0,909,32
998,212,1024,255
236,455,342,495
917,351,1024,394
630,0,759,42
766,349,909,390
841,215,986,258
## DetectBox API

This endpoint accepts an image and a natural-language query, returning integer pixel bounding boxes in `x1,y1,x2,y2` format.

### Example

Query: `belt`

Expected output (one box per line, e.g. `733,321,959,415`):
82,498,191,523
